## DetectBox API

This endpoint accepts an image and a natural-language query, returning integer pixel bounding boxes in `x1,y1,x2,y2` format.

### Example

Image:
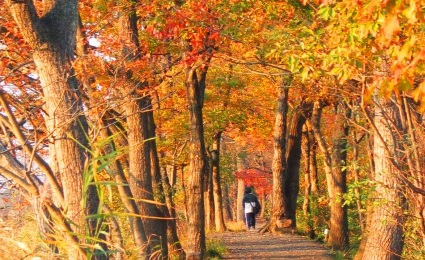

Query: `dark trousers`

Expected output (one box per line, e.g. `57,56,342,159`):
245,212,256,228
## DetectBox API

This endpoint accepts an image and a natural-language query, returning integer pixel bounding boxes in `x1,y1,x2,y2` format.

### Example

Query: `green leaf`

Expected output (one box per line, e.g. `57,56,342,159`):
317,6,330,20
399,77,411,91
288,55,295,72
355,59,363,68
317,6,335,21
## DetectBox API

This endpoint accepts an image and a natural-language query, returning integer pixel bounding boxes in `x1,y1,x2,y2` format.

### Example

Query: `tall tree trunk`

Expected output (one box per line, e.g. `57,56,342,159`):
359,92,406,259
310,101,333,197
212,131,227,231
158,141,185,257
402,95,425,249
236,157,246,223
204,164,214,231
259,192,266,217
159,141,186,256
262,75,291,233
103,205,124,260
185,63,209,259
148,110,165,201
302,123,316,239
310,100,349,249
236,179,245,223
6,2,99,258
118,5,169,258
118,3,168,259
101,115,149,259
222,184,233,222
124,96,168,258
352,128,366,233
146,98,182,257
285,101,312,227
304,120,319,194
181,165,189,221
328,102,350,249
160,164,185,258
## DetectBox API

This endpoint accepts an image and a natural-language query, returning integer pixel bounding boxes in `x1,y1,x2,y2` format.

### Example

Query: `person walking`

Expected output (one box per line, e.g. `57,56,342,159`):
242,186,261,231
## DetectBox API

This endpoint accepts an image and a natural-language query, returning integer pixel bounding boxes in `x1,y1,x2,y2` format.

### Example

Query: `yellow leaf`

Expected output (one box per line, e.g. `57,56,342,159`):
383,14,400,39
412,81,425,102
16,241,30,253
321,0,334,5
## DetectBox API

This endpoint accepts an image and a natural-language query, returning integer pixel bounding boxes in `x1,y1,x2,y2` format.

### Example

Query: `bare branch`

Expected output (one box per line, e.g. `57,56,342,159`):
0,90,65,205
0,143,37,195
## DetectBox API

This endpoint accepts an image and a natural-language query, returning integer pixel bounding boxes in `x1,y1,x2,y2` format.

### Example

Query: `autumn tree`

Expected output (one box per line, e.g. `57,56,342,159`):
304,0,425,257
301,120,320,238
116,4,169,258
310,99,350,249
5,0,425,258
204,63,259,231
359,71,406,259
234,168,273,206
3,1,102,259
263,75,291,233
285,98,313,227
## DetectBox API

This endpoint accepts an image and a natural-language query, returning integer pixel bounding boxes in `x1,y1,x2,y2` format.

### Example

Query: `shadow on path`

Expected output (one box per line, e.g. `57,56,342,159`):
208,218,335,259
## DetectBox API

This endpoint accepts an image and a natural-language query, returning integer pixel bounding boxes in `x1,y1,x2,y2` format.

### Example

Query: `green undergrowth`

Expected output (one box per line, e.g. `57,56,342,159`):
205,238,226,259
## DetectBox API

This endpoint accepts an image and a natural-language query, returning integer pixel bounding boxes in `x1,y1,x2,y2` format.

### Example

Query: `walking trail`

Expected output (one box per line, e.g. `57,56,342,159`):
208,218,335,259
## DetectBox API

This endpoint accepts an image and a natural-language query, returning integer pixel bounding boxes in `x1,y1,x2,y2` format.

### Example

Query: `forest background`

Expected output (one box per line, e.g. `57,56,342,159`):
1,0,425,259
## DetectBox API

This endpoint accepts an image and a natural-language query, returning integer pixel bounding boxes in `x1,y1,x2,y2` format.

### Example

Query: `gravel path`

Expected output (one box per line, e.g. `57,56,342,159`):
208,219,335,259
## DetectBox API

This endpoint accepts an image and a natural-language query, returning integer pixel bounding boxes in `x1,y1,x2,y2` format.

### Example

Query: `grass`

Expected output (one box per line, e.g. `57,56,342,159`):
205,239,226,259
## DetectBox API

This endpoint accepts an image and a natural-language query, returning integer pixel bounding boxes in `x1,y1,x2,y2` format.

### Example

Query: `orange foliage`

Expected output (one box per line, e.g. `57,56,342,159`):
235,168,272,197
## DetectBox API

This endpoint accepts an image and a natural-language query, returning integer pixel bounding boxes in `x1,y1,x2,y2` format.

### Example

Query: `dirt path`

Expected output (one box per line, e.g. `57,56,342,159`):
208,218,335,259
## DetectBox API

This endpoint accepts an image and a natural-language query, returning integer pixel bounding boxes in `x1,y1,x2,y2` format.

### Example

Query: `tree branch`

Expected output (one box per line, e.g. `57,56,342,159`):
0,91,65,205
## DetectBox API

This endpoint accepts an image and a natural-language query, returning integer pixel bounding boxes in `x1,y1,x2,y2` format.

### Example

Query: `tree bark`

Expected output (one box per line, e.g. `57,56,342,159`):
212,131,227,231
304,120,319,194
204,163,214,231
124,96,168,259
359,92,405,259
310,100,349,249
262,75,291,233
222,183,233,221
101,115,149,259
310,101,333,197
146,97,183,257
352,128,366,233
236,157,246,223
118,6,169,258
399,94,425,250
157,142,185,257
157,140,185,257
184,63,209,259
236,179,245,223
301,123,316,239
285,101,312,227
328,102,350,249
160,164,185,258
6,1,99,258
